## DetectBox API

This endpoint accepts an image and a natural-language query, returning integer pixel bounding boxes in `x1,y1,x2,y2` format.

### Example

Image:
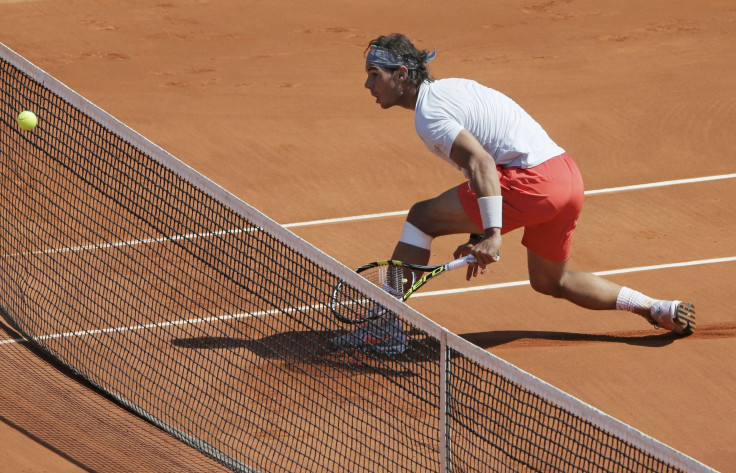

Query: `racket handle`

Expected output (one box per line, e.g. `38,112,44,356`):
445,254,476,271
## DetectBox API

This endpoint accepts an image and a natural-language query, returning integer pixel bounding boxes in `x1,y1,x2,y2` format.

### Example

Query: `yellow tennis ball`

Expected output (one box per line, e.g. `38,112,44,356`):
18,110,38,130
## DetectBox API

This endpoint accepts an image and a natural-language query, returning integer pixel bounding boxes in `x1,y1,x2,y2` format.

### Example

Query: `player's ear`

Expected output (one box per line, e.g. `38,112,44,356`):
396,66,409,81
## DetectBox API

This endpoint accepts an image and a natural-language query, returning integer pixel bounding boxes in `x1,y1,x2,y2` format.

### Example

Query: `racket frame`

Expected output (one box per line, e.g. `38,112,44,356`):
330,255,474,324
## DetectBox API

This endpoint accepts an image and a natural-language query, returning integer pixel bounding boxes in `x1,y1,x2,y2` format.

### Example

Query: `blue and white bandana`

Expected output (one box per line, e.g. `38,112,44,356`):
366,45,437,70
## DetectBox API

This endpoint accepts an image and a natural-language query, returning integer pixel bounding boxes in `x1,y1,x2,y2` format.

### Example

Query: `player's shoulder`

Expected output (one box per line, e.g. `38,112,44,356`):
427,77,478,89
415,79,468,133
423,77,497,99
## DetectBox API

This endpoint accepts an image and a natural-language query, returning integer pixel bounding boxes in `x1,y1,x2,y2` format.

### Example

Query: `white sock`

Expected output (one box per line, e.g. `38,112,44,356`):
615,287,654,313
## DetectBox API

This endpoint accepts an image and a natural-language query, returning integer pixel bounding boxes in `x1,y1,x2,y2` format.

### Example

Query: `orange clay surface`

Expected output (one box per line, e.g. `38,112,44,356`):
0,0,735,471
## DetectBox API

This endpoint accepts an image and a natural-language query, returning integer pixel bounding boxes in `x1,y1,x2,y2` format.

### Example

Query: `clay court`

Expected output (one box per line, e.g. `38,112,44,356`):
0,0,734,471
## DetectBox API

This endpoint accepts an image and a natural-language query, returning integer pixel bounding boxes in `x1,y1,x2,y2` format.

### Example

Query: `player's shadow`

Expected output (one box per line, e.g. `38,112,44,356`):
172,329,443,377
459,329,683,349
172,326,683,371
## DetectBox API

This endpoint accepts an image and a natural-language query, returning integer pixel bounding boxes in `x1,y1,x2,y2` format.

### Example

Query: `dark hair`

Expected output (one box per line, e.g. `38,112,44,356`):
366,33,435,86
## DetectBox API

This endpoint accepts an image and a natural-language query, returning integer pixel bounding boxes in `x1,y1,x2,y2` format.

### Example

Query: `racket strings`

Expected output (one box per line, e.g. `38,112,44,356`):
331,265,412,324
369,265,418,299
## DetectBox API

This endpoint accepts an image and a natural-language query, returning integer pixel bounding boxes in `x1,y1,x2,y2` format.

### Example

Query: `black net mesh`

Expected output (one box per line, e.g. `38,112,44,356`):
0,46,695,473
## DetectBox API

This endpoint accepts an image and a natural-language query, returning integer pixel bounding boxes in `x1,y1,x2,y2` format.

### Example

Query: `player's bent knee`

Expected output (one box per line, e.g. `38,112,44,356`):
406,199,447,235
407,200,433,223
529,277,565,299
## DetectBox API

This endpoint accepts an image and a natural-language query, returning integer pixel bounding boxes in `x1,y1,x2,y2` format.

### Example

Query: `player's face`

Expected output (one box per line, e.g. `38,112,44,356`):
364,65,402,109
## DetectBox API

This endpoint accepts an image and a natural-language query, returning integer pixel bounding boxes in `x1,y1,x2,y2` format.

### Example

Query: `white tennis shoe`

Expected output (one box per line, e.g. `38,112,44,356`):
330,317,407,355
648,300,696,335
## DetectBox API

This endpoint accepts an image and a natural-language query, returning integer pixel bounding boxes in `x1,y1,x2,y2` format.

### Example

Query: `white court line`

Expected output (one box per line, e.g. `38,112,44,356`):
283,173,736,228
412,256,736,298
0,301,311,346
1,256,734,346
4,173,733,259
0,226,254,259
1,174,734,344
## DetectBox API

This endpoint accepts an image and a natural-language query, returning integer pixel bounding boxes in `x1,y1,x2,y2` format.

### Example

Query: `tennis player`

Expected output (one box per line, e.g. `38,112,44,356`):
332,33,696,354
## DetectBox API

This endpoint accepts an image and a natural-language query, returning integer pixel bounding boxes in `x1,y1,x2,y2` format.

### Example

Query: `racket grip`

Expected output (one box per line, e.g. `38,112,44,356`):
445,254,476,271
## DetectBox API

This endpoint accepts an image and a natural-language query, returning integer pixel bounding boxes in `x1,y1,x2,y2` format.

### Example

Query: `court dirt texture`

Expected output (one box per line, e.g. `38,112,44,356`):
0,0,734,471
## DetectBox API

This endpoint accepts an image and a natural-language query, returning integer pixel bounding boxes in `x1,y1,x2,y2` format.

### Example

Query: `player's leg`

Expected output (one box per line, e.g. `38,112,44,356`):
334,185,479,353
333,185,477,354
526,250,620,310
519,153,695,334
391,184,480,264
526,249,696,334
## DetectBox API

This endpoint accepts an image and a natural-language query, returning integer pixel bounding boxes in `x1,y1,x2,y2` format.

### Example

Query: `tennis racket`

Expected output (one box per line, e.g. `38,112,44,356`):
330,254,476,324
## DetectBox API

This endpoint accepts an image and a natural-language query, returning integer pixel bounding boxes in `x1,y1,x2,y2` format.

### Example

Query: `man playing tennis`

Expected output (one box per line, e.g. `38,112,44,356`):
332,33,695,354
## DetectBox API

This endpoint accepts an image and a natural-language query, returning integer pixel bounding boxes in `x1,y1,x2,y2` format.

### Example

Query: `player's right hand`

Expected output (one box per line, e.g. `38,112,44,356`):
454,235,501,280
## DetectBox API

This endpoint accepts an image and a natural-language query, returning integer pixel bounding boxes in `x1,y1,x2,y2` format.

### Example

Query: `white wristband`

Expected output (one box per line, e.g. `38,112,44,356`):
478,195,503,229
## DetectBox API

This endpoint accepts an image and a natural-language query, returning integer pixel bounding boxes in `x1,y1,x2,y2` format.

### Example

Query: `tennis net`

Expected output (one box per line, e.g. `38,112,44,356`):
0,42,716,473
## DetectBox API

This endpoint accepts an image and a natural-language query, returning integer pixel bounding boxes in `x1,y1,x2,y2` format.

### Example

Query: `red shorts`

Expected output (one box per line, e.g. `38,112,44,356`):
458,152,584,262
